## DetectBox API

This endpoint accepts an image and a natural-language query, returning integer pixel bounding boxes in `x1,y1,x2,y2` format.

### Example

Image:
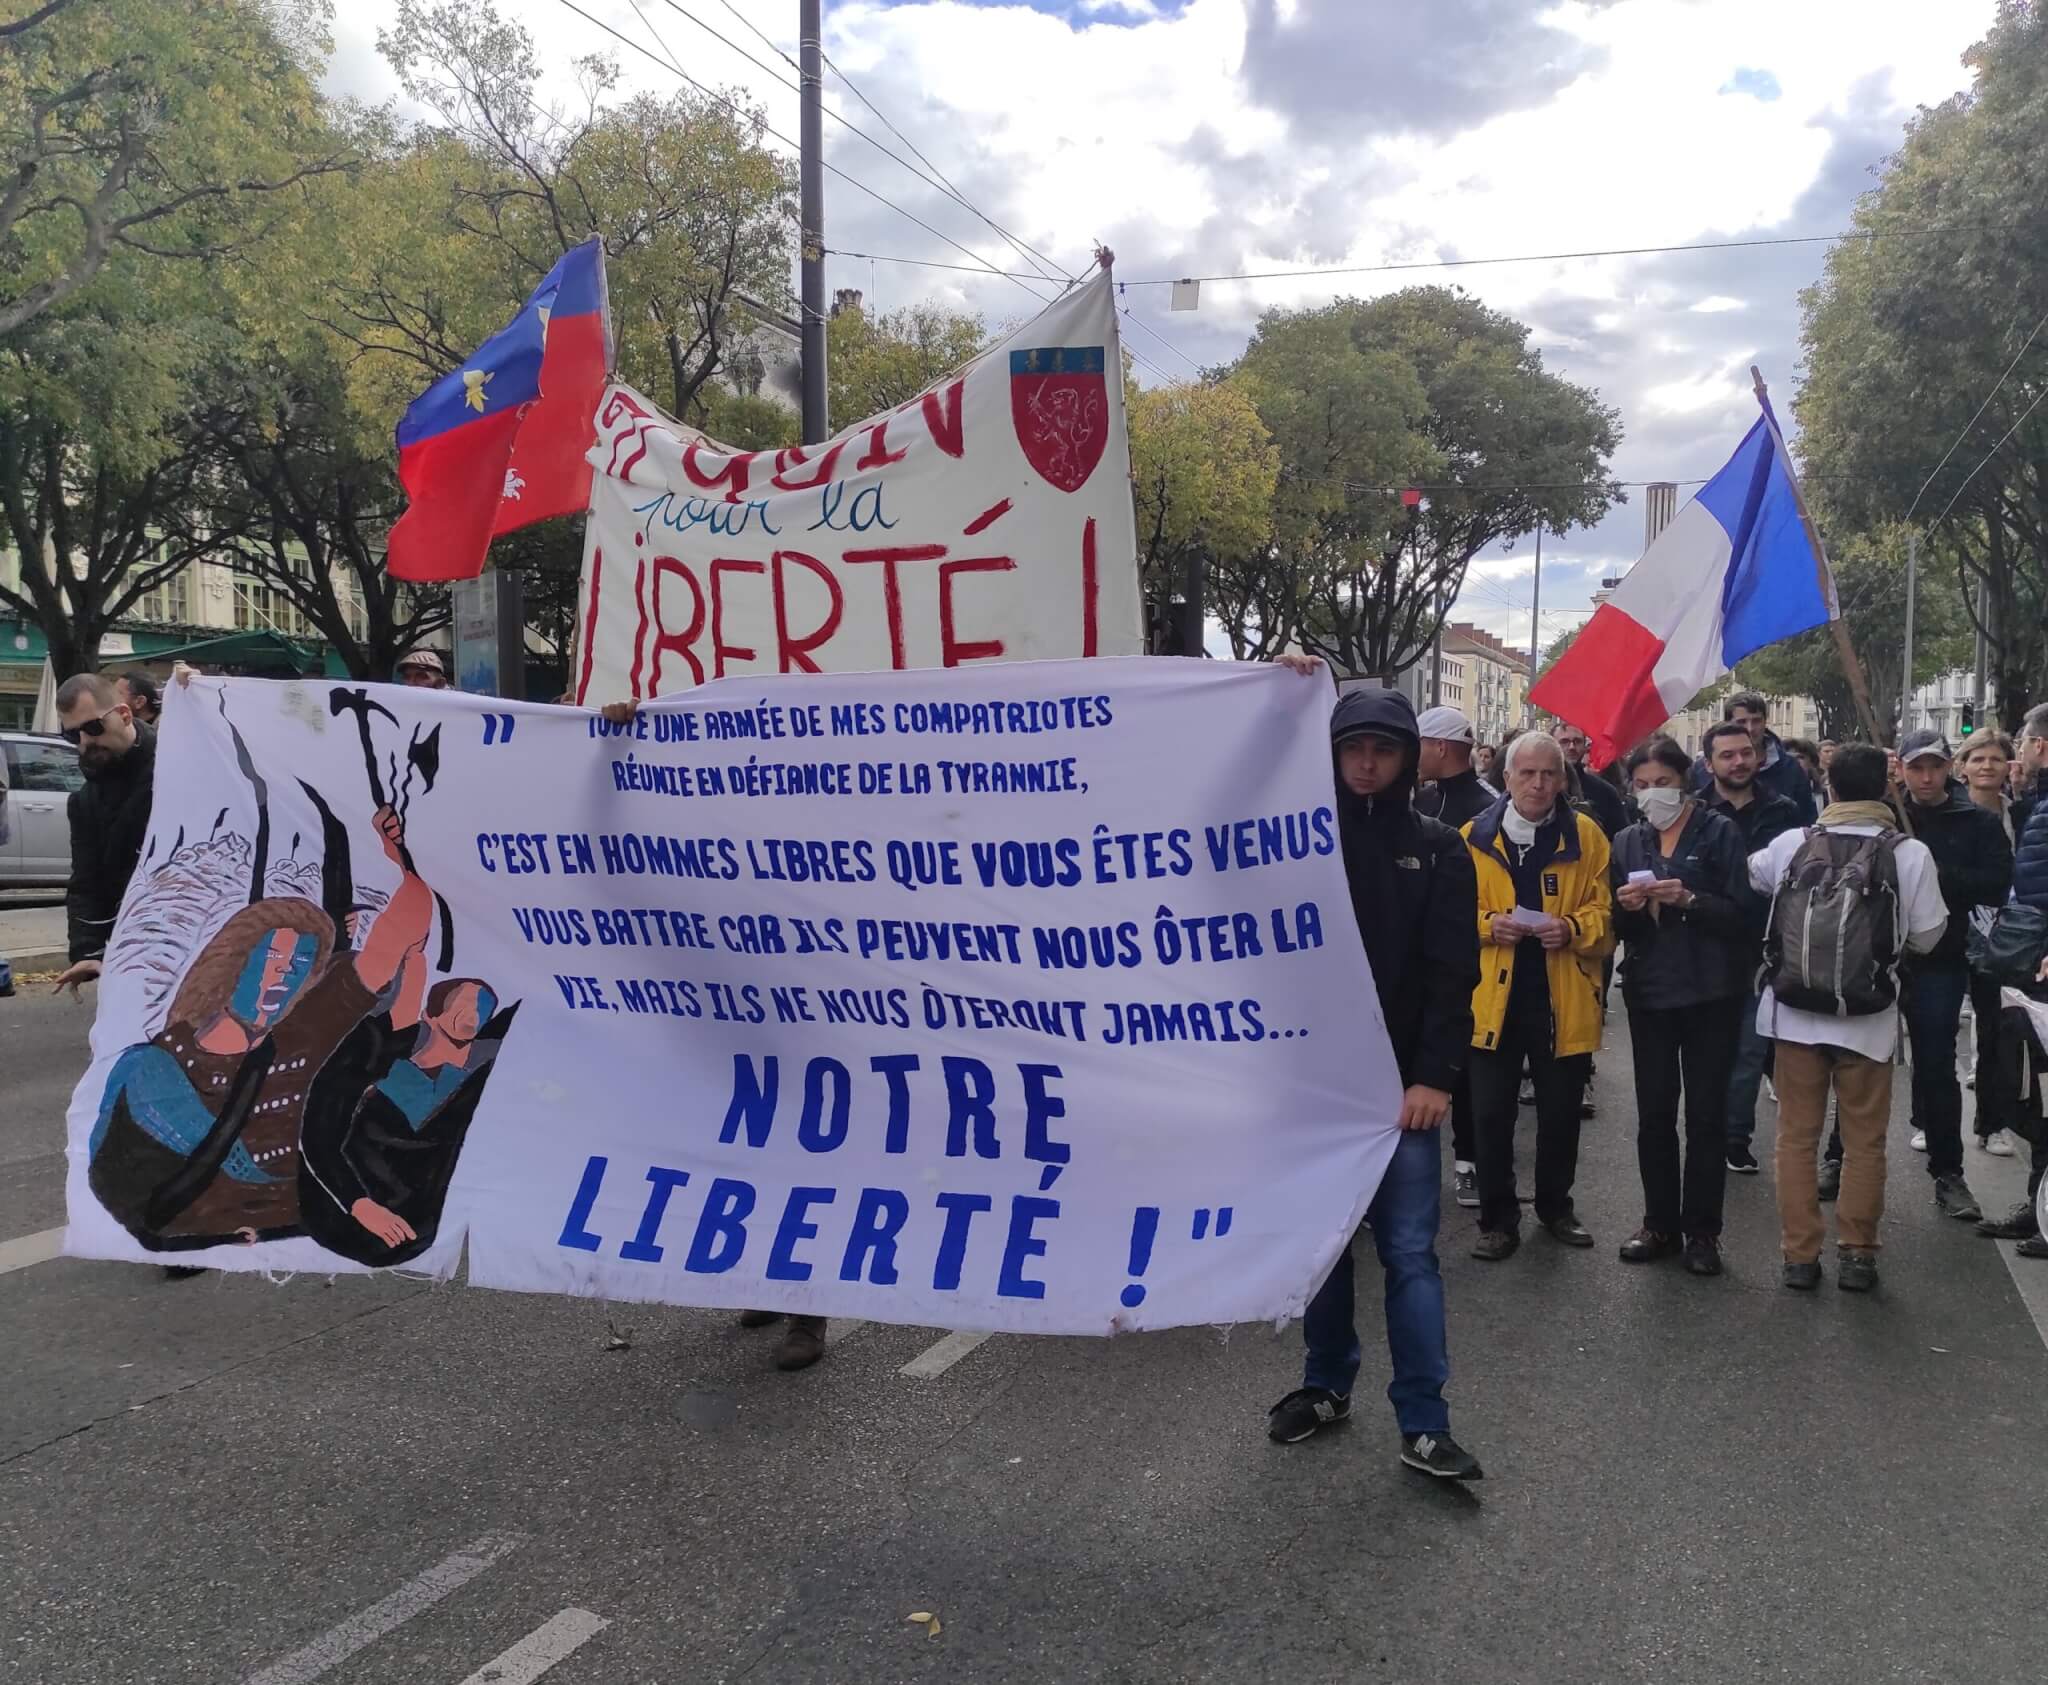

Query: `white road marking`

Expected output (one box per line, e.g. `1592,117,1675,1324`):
900,1330,993,1378
453,1608,609,1685
0,1227,64,1275
824,1318,867,1347
242,1532,526,1685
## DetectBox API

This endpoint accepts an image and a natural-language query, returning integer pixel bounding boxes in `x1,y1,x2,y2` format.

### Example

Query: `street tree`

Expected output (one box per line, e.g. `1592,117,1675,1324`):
1126,381,1280,656
0,0,351,339
828,298,986,428
1797,0,2048,727
1234,289,1620,681
376,0,797,421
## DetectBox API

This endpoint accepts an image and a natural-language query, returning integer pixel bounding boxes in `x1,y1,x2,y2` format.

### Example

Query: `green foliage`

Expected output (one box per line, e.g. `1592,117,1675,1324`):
1227,287,1620,679
1795,0,2048,726
1128,381,1280,656
0,0,351,339
827,300,986,428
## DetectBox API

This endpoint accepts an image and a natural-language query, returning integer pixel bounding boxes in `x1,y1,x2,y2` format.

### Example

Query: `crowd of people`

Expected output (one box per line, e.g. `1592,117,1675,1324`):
1268,662,2048,1481
28,652,2048,1481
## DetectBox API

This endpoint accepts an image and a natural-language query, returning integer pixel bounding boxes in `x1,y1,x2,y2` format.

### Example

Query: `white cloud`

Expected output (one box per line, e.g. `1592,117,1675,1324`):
321,0,2000,634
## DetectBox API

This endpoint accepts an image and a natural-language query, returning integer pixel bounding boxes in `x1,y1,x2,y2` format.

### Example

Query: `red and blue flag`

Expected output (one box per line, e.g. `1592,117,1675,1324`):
388,239,611,583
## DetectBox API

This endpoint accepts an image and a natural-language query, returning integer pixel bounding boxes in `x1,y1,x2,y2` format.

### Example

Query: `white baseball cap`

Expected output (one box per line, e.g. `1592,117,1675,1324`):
1415,706,1476,745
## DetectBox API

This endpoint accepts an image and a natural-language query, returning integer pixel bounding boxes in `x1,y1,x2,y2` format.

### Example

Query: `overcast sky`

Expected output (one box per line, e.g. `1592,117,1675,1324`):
324,0,1996,653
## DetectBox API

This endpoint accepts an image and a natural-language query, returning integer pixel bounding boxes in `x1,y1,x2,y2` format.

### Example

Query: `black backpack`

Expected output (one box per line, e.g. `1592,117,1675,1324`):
1763,827,1905,1016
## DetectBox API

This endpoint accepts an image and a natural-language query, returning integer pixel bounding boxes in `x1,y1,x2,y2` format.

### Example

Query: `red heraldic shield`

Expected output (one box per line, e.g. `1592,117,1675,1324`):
1009,346,1108,494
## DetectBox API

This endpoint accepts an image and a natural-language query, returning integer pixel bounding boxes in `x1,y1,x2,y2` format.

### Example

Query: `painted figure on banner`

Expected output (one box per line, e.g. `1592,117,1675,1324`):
82,690,518,1263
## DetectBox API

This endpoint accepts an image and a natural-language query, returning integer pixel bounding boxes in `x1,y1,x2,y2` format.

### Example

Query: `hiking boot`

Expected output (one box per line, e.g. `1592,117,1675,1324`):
1933,1177,1983,1223
1977,1200,2040,1240
1453,1165,1479,1209
1472,1230,1520,1262
1836,1249,1879,1293
1267,1387,1351,1444
1817,1157,1841,1201
1401,1431,1483,1480
737,1308,783,1329
1618,1228,1679,1264
2017,1234,2048,1261
1782,1259,1822,1291
1540,1214,1594,1248
1726,1144,1760,1174
774,1315,828,1369
1682,1234,1722,1277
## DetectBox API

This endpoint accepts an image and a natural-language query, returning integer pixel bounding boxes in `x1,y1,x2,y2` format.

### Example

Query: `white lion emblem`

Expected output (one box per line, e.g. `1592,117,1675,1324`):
502,467,525,500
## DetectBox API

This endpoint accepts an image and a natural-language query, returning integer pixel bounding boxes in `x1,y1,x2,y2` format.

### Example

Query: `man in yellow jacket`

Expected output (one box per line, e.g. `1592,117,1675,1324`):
1460,731,1615,1261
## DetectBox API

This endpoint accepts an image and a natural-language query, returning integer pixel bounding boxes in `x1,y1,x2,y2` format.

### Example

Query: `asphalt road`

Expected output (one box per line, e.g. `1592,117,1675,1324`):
4,985,2045,1685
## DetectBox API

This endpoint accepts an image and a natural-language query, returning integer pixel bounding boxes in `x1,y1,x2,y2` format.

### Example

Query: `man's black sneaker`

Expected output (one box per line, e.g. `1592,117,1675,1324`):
1817,1157,1841,1201
1726,1145,1760,1174
1579,1097,1597,1119
1267,1387,1351,1444
1782,1259,1822,1291
2016,1233,2048,1261
1540,1214,1594,1248
1933,1177,1982,1223
1977,1200,2040,1240
1472,1229,1520,1262
1618,1228,1679,1264
1453,1166,1479,1209
1400,1431,1483,1480
774,1315,828,1370
1682,1235,1722,1277
1836,1249,1879,1293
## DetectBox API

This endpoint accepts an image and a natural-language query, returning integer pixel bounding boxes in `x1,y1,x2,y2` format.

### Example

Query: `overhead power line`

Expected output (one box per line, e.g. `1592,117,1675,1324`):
563,0,1184,385
1907,300,2048,520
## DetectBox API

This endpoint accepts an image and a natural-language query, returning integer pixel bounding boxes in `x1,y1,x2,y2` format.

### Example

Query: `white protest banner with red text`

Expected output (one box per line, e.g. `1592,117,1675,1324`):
571,269,1142,704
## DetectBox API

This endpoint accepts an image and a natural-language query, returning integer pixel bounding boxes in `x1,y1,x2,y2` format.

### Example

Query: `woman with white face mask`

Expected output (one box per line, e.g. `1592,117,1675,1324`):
1609,736,1752,1277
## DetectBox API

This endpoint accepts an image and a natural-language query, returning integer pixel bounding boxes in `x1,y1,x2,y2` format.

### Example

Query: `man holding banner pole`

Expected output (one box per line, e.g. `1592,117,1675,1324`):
1265,664,1485,1482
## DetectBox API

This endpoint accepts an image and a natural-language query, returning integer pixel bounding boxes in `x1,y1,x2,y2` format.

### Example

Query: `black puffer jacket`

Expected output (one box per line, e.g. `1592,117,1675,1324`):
1330,688,1479,1092
2014,789,2048,913
1609,804,1749,1007
65,725,156,962
1901,785,2014,966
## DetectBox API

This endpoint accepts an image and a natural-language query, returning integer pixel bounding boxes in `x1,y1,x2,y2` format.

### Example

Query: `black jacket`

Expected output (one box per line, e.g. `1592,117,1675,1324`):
1609,804,1750,1007
65,725,156,962
1416,765,1497,831
1703,785,1802,957
1901,785,2014,967
1568,762,1630,838
2016,791,2048,912
1692,731,1817,824
1330,688,1480,1093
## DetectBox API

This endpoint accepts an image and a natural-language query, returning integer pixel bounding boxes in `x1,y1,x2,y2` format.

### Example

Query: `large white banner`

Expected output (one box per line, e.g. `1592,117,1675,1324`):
65,660,1400,1333
572,269,1143,706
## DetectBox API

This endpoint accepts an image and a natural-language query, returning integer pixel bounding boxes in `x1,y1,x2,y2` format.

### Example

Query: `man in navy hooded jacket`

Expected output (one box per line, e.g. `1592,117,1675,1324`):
1265,671,1484,1481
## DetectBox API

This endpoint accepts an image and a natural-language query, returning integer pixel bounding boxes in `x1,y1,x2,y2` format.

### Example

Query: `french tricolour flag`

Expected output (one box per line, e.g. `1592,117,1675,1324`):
1530,397,1835,768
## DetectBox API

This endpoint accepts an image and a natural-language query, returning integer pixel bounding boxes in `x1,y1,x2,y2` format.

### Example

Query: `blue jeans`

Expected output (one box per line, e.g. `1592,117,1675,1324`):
1902,963,1969,1179
1301,1125,1451,1436
1725,991,1771,1148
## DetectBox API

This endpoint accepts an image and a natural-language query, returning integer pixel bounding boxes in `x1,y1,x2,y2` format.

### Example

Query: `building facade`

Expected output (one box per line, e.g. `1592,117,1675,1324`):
0,542,370,730
1443,623,1531,745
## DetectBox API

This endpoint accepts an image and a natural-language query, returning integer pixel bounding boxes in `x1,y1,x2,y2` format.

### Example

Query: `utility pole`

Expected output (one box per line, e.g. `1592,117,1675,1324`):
798,0,827,446
1526,522,1542,726
1901,529,1917,737
1973,576,1989,720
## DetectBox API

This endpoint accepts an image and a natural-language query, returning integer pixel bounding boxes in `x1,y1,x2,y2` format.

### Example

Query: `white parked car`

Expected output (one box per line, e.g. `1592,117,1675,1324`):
0,731,83,887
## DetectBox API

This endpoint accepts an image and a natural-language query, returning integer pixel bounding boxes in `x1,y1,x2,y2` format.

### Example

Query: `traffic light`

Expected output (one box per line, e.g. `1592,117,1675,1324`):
1960,701,1976,737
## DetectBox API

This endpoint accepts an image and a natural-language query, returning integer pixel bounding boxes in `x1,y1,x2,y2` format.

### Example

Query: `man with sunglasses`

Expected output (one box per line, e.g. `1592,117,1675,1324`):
54,674,156,998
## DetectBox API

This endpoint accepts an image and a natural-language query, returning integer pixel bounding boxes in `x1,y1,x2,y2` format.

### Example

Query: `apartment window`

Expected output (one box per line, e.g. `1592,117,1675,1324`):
233,576,313,637
133,562,190,625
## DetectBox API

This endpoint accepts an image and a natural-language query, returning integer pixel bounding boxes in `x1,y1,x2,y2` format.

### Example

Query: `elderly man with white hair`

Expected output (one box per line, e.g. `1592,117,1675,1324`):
1458,730,1616,1262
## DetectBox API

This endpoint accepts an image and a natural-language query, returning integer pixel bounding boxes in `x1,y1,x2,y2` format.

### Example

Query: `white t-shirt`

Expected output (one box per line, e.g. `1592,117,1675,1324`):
1746,823,1948,1061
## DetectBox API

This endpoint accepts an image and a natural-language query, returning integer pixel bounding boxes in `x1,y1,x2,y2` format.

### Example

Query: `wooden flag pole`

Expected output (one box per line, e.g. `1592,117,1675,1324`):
1750,365,1887,746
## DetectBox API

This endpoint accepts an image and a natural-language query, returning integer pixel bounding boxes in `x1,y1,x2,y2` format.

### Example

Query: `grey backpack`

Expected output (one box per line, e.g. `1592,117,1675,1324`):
1763,827,1905,1016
